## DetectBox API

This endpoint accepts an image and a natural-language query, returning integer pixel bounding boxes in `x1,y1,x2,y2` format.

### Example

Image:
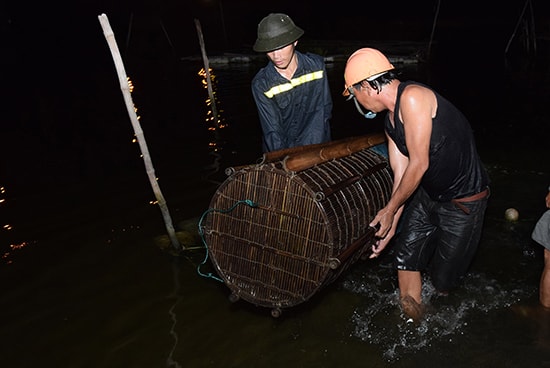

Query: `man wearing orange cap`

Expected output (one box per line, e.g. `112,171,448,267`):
252,13,332,152
343,48,490,320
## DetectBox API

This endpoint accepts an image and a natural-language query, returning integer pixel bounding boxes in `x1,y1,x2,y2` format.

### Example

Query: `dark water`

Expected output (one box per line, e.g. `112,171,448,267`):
2,12,550,367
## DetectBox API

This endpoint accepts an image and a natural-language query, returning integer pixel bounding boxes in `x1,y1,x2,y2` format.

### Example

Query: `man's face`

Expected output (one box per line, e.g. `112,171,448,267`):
267,42,296,70
353,81,375,110
346,80,380,119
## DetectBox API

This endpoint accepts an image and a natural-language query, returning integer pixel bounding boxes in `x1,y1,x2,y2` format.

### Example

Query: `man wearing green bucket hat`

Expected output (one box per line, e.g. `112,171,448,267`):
252,13,332,152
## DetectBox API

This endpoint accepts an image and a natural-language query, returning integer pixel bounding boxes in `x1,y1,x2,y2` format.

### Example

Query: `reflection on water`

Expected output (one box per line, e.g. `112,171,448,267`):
198,67,228,131
0,185,36,265
199,66,228,185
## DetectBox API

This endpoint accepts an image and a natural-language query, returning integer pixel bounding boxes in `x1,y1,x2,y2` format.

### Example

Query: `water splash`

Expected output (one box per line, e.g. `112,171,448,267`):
343,268,535,361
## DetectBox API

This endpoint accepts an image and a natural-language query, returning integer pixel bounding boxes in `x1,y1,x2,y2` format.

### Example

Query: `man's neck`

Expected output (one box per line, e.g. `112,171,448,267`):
276,53,298,80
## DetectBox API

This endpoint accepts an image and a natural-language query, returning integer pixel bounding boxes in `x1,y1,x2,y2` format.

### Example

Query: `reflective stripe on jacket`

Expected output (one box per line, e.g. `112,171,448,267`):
252,51,332,152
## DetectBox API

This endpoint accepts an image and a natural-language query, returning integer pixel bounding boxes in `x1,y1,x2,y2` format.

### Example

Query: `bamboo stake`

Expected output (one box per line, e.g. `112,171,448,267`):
427,0,441,60
160,19,177,57
125,13,133,55
98,13,182,252
505,0,530,55
194,19,219,126
528,0,537,55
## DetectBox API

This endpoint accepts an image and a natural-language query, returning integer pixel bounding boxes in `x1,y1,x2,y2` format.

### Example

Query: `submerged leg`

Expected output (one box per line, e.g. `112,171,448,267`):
398,269,424,321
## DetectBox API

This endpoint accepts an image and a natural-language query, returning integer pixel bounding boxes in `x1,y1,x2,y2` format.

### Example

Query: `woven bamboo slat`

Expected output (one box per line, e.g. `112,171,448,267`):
202,135,392,317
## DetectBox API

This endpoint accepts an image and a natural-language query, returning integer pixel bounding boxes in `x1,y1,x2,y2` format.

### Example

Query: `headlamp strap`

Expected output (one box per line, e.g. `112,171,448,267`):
352,96,377,119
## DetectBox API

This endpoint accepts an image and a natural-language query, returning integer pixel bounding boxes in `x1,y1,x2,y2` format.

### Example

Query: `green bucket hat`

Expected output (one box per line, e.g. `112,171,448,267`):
253,13,304,52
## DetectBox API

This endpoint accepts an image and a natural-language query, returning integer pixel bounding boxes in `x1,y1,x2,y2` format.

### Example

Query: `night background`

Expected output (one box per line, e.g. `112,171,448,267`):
1,1,550,367
4,1,547,58
2,0,548,188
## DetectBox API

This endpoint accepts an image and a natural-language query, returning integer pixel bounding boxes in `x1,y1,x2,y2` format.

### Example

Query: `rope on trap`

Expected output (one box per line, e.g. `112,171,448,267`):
197,199,257,282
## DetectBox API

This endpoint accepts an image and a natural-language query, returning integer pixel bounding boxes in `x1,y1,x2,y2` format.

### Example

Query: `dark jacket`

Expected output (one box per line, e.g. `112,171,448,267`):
252,51,332,152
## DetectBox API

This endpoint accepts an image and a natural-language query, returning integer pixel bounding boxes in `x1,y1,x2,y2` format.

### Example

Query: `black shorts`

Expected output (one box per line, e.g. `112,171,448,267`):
394,187,488,291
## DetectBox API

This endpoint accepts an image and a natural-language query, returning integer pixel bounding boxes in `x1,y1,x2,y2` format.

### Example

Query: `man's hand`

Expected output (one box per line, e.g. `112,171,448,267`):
368,210,395,258
370,208,395,239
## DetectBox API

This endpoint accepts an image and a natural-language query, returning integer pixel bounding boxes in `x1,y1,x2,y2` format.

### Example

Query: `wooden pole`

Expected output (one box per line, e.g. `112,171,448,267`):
218,0,228,50
194,18,219,127
98,13,182,252
125,12,133,56
427,0,441,60
528,0,537,55
505,0,530,55
282,133,386,172
261,133,386,167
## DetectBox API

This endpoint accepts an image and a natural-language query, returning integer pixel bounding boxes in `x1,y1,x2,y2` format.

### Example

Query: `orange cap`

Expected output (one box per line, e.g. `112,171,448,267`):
343,48,395,96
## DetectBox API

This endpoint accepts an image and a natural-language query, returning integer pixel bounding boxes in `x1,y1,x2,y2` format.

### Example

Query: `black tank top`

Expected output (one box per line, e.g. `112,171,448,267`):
385,81,489,201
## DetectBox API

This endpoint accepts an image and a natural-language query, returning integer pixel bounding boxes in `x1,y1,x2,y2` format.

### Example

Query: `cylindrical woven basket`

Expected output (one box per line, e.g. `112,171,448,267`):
202,136,392,316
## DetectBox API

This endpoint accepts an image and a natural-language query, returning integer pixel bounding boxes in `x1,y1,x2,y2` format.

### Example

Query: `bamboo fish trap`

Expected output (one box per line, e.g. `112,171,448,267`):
201,134,393,317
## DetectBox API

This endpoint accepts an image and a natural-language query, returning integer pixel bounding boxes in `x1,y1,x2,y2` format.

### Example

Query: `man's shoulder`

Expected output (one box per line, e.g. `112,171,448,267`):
252,65,273,85
298,51,325,65
252,65,280,97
